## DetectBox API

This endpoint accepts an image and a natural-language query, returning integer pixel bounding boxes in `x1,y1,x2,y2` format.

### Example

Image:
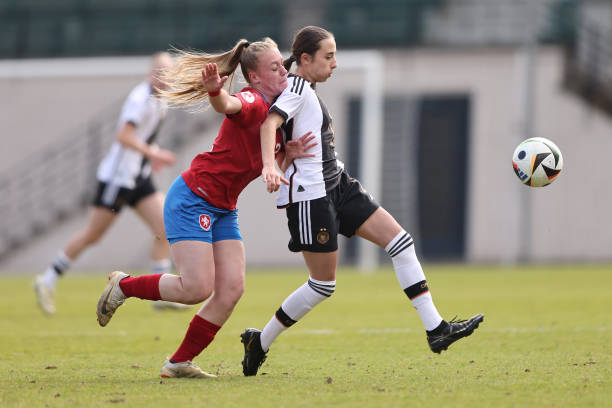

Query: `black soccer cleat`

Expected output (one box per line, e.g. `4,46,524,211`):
427,313,484,354
240,328,268,376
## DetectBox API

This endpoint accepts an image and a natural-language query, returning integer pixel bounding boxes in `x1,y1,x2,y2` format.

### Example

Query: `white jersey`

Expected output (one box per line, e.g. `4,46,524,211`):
272,75,344,207
96,81,167,188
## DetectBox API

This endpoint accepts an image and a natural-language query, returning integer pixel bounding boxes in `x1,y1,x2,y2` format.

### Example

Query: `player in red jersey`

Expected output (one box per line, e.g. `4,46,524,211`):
95,38,315,378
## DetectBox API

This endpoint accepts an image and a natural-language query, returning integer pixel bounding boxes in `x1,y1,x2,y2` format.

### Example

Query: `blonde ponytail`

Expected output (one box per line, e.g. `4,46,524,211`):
159,38,278,111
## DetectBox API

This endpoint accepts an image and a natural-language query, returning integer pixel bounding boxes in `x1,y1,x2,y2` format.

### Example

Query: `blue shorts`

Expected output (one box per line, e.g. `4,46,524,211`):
164,175,242,244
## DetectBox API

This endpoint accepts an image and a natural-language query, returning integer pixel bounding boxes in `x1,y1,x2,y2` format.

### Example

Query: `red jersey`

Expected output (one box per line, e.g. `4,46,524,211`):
182,88,284,210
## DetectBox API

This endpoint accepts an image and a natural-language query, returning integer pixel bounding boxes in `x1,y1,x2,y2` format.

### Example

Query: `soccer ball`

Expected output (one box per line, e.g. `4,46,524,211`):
512,137,563,187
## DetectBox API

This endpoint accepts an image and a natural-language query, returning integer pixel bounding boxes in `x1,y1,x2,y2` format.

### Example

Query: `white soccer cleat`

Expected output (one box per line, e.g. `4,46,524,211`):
96,271,128,327
151,300,191,311
160,359,217,378
33,274,56,316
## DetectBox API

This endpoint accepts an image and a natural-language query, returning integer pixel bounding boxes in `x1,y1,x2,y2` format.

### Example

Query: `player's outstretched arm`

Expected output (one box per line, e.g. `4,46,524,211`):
202,63,242,115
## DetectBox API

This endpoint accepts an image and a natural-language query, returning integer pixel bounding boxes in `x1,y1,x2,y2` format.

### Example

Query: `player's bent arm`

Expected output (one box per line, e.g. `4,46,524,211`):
209,90,242,115
261,113,285,169
261,112,287,191
201,64,241,115
117,122,152,156
117,122,175,167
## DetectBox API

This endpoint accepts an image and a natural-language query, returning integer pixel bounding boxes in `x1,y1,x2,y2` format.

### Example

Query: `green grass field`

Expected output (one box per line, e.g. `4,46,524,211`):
1,264,610,407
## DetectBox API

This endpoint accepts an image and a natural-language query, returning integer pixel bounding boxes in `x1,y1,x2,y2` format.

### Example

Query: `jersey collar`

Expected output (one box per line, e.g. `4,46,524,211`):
288,73,315,89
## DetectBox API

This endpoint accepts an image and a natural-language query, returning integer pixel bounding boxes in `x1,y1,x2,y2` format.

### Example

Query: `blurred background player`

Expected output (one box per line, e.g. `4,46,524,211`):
241,26,484,376
95,38,315,378
34,52,184,315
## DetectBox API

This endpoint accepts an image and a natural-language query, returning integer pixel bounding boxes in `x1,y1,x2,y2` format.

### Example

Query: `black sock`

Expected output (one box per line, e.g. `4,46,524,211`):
427,320,449,335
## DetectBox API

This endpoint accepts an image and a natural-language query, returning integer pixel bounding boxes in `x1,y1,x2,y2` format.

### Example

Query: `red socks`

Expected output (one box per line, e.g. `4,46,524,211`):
118,274,162,300
170,315,221,363
118,276,222,363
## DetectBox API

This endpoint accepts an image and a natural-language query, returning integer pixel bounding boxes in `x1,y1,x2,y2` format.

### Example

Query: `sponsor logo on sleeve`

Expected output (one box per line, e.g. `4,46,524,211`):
241,91,255,104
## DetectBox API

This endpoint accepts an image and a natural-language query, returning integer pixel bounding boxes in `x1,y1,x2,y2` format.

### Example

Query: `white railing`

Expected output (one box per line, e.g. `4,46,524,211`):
0,103,208,260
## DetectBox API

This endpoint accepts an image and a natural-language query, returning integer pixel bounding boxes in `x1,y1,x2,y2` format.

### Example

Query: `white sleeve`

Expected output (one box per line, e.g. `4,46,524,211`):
119,87,149,126
269,78,307,124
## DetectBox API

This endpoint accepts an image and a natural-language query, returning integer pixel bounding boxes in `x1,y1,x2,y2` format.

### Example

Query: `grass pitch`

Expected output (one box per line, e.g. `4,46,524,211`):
1,264,610,407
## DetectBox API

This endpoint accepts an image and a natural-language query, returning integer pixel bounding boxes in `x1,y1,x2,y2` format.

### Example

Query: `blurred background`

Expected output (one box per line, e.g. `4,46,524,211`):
1,0,611,273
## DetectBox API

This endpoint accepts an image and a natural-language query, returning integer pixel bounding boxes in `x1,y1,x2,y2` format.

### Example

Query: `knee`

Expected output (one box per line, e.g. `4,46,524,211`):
216,282,245,310
203,278,244,314
230,283,245,304
182,285,213,305
308,279,336,298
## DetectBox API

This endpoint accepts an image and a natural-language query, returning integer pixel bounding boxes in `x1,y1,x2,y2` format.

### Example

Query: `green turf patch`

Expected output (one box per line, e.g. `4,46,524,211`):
1,265,610,407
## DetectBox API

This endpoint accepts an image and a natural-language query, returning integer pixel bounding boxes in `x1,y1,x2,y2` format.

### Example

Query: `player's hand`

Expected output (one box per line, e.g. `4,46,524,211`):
262,165,289,193
201,63,228,95
149,146,176,172
285,131,316,160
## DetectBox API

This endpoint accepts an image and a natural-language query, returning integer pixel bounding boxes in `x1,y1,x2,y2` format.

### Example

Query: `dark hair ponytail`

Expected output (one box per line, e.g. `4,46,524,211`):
283,55,296,71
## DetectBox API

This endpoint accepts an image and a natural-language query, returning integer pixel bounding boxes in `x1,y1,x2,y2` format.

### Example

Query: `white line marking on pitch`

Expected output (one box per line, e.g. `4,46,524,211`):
288,327,610,335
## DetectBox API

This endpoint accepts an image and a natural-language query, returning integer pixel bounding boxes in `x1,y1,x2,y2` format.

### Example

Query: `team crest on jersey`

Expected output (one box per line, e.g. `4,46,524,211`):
275,143,281,153
199,214,211,231
241,91,255,103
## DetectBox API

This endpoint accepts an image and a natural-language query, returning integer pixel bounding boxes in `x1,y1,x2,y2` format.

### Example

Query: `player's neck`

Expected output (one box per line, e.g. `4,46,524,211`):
295,68,316,85
251,87,272,104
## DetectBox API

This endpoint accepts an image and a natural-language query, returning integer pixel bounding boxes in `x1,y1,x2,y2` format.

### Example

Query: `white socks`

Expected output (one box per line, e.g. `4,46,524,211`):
260,278,335,351
42,250,72,288
386,230,443,331
259,230,443,350
151,259,172,274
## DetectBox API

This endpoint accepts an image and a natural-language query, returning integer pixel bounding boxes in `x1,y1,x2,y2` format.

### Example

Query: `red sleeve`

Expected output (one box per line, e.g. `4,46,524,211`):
275,129,285,154
227,90,262,127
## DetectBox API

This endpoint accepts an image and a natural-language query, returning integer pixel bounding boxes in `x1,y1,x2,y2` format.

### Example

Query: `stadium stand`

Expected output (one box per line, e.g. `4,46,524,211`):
3,0,612,266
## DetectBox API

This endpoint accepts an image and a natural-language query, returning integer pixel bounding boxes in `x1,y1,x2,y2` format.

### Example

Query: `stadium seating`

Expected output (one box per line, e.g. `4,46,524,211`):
1,0,579,58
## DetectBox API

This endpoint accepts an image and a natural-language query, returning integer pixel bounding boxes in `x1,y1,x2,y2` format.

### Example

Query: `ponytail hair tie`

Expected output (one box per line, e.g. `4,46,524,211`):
244,41,250,48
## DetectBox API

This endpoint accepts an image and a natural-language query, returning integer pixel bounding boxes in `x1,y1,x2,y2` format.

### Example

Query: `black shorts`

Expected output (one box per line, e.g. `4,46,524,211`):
286,171,379,253
92,177,156,213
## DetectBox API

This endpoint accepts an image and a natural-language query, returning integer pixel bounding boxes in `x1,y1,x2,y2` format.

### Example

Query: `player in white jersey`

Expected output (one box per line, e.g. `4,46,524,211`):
34,52,183,315
241,26,484,376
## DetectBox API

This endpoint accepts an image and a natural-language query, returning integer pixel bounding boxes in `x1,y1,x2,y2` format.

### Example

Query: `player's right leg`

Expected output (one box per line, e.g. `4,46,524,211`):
96,176,217,326
96,240,215,328
355,206,484,353
36,206,117,315
96,270,129,326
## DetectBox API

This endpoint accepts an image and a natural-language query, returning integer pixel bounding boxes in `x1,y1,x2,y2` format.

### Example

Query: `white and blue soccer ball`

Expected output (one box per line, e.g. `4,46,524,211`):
512,137,563,187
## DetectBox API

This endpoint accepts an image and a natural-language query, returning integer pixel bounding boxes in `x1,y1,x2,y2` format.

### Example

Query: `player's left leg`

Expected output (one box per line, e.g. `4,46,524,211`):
162,233,245,378
242,197,339,376
36,206,118,315
161,207,246,378
242,250,338,377
355,207,484,353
